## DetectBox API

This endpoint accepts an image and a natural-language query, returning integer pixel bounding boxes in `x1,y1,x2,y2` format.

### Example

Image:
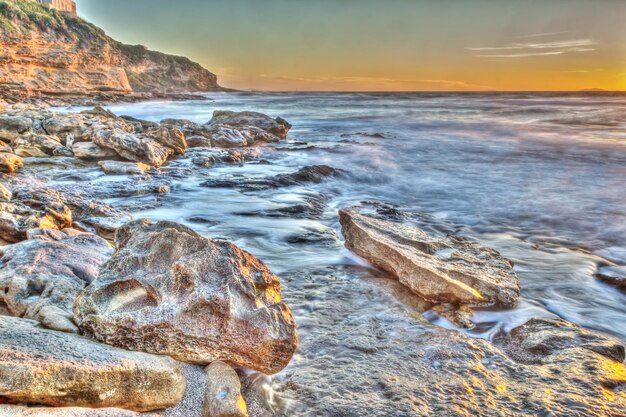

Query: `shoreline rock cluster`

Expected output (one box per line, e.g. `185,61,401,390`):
0,101,624,416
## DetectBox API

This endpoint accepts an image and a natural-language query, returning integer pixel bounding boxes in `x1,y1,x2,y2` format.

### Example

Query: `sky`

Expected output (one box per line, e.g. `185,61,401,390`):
77,0,626,92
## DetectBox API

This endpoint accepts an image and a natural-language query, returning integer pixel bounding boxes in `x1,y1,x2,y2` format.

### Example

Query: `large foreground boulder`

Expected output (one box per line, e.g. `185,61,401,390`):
339,208,520,307
0,230,112,332
0,316,185,411
74,219,298,374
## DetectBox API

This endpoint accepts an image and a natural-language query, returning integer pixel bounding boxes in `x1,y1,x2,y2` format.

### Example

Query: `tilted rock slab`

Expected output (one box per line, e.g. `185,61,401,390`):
0,316,184,411
74,219,298,374
339,208,520,307
0,230,112,332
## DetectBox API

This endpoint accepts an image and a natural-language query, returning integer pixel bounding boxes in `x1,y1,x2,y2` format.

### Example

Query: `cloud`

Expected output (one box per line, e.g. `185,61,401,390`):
466,38,596,58
514,31,570,39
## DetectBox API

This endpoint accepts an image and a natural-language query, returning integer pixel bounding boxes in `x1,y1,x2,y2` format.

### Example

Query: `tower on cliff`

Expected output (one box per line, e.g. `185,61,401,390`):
34,0,77,17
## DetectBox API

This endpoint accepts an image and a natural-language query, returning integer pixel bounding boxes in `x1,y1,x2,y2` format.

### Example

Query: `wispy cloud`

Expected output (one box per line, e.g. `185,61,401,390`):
466,37,596,59
514,31,570,39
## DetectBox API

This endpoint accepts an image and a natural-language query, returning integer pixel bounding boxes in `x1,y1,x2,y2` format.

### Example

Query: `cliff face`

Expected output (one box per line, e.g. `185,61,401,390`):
0,0,223,99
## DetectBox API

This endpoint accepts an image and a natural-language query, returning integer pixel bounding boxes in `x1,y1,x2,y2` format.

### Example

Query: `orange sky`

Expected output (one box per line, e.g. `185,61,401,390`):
79,0,626,91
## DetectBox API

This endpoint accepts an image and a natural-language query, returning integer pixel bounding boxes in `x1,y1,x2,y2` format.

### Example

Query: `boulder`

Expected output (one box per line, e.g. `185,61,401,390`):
0,230,112,332
186,135,213,148
0,115,32,142
98,160,152,175
13,134,71,157
144,126,187,155
74,219,298,374
203,362,248,417
203,111,291,148
0,406,154,417
0,183,11,202
72,141,118,160
0,316,184,411
338,208,520,307
0,153,23,173
43,116,88,143
92,128,172,167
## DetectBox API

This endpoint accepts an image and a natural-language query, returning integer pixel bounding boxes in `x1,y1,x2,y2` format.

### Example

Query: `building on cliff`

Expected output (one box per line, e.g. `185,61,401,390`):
34,0,77,16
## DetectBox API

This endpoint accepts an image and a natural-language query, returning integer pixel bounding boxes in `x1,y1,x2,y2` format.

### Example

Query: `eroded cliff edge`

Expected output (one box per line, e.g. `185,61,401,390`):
0,0,225,102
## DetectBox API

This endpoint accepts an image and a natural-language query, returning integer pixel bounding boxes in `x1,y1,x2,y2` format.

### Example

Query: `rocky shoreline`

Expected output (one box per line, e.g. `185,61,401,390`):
0,100,625,416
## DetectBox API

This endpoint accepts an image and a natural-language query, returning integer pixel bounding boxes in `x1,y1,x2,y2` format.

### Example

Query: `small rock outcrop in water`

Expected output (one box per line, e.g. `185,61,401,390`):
0,316,185,411
203,165,343,191
339,208,520,307
203,111,292,148
203,362,248,417
0,229,112,332
596,265,626,292
74,219,298,374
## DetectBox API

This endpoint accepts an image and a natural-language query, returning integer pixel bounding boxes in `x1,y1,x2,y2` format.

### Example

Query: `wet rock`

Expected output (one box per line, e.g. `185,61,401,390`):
286,309,626,416
0,405,154,417
339,208,520,307
286,227,339,245
74,219,298,374
0,184,11,202
0,153,23,173
0,230,112,331
203,362,248,417
72,141,118,160
144,126,187,155
204,111,291,148
596,265,626,292
0,316,185,411
203,165,342,191
495,317,626,364
99,160,152,175
92,128,173,167
238,195,328,220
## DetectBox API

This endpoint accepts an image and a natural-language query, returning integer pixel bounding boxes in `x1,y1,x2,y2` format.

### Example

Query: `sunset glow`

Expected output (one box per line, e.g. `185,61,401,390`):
78,0,626,91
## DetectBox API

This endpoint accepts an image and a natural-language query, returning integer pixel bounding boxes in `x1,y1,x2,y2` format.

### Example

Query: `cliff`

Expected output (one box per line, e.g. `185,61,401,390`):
0,0,224,100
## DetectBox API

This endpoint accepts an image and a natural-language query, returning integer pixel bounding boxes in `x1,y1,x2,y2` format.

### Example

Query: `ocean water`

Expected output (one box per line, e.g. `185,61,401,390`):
80,92,626,414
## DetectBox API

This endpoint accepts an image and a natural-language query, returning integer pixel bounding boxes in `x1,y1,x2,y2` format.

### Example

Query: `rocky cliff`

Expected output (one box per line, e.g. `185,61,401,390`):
0,0,224,101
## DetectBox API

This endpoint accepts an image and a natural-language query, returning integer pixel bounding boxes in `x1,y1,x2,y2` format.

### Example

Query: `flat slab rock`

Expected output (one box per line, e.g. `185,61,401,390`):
74,219,298,374
285,316,626,416
339,208,520,307
0,406,158,417
0,316,185,411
